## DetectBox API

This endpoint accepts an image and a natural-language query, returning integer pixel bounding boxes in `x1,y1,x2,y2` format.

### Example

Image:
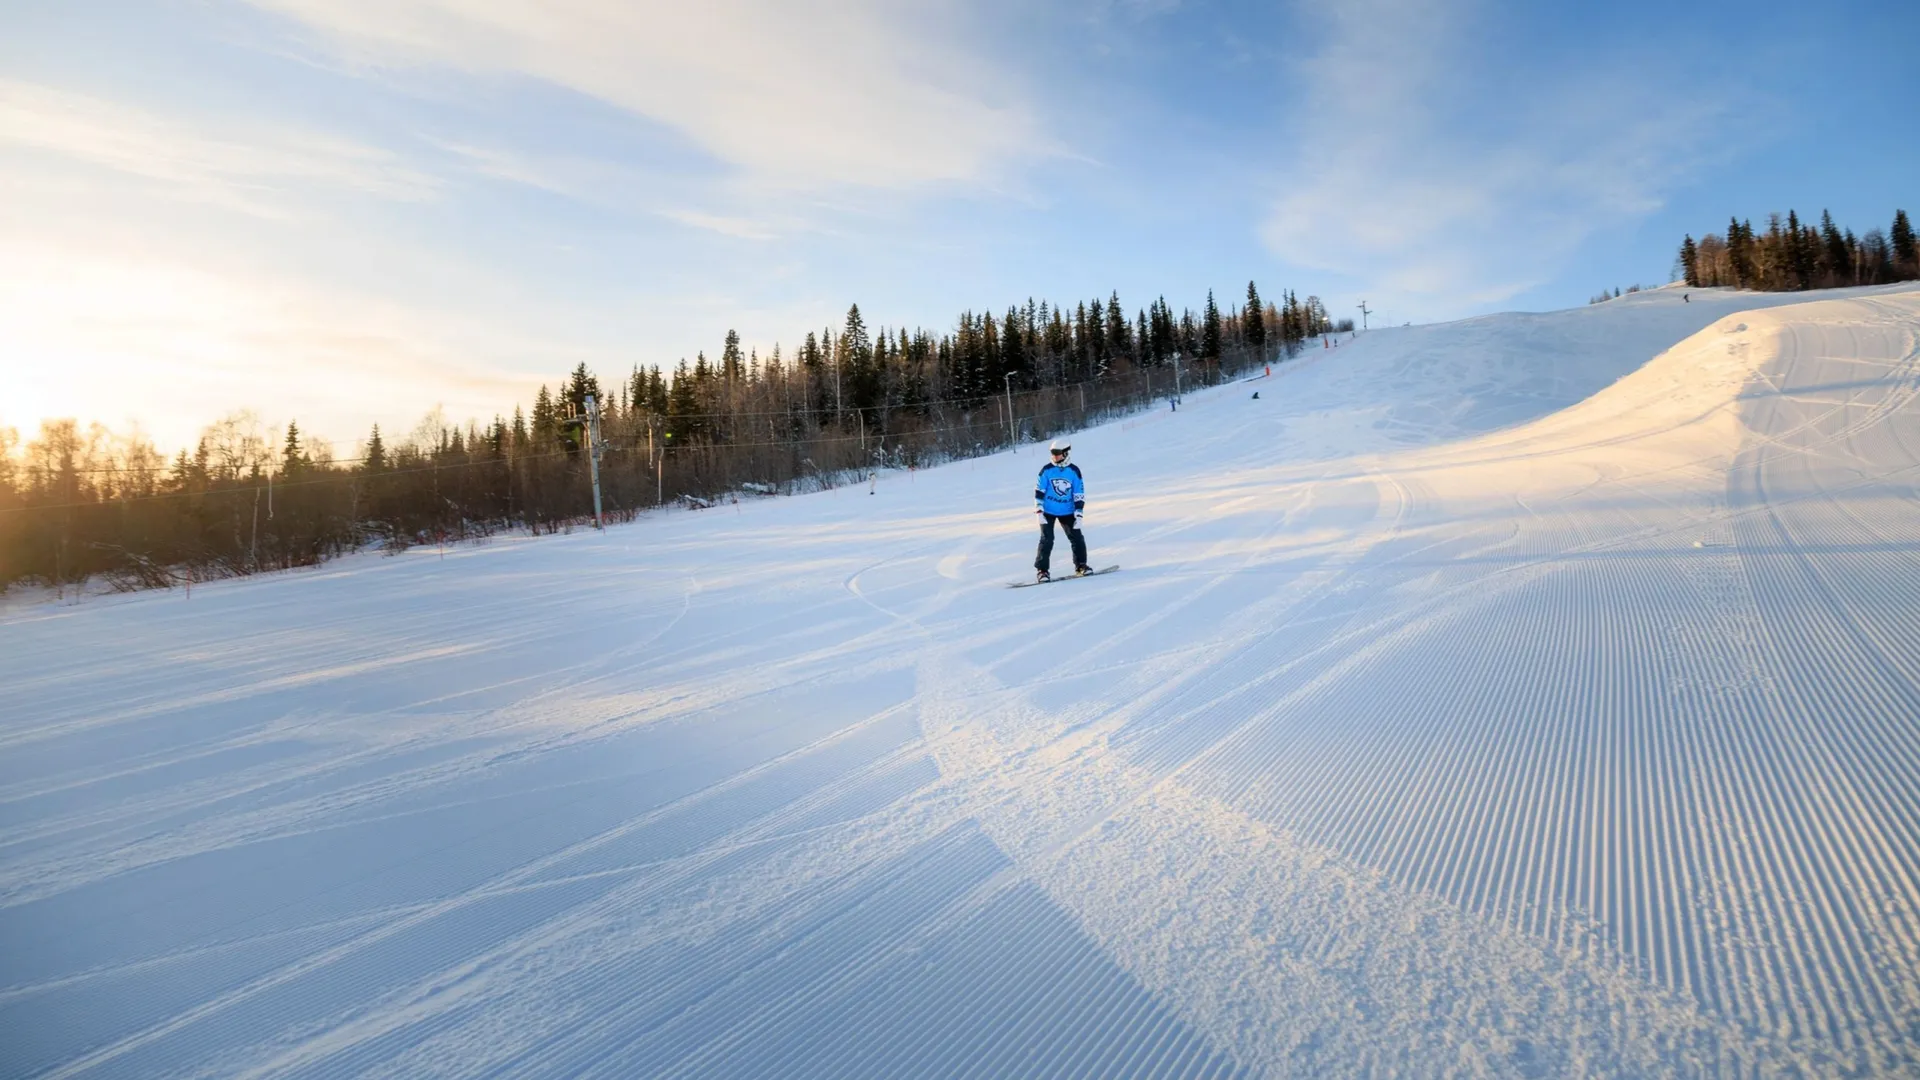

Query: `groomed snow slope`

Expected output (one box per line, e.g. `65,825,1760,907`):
3,284,1919,1077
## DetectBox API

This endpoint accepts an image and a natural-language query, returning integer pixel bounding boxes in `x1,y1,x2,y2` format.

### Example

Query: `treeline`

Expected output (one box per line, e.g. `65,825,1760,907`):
2,283,1344,593
1679,208,1916,291
1589,284,1651,305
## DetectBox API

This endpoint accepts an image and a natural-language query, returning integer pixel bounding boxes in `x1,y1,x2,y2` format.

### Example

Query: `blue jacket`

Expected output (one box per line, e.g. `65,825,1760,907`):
1035,462,1085,516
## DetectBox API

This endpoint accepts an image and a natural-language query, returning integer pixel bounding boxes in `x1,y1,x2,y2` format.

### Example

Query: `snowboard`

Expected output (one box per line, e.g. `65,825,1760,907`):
1009,565,1120,588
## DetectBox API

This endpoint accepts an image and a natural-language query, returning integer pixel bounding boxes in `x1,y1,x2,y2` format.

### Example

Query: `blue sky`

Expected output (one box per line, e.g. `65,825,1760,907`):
2,0,1914,453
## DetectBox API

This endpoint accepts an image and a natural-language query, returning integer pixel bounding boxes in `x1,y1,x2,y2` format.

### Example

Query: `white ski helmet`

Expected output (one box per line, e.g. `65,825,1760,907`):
1048,439,1070,457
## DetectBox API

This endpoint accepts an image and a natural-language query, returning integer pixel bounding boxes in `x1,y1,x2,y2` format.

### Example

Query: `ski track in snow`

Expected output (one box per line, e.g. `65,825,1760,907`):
3,285,1920,1077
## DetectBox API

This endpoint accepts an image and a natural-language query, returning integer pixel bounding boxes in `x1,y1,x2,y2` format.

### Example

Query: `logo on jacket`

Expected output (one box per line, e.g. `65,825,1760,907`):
1050,478,1074,497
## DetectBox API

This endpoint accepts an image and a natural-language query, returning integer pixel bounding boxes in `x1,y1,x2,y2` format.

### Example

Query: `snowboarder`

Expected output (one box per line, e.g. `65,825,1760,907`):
1033,439,1089,583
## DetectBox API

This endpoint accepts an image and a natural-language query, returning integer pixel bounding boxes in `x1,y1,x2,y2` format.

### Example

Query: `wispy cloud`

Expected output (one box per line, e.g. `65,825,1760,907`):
657,209,779,241
433,139,782,239
1261,0,1728,312
0,78,438,216
245,0,1053,192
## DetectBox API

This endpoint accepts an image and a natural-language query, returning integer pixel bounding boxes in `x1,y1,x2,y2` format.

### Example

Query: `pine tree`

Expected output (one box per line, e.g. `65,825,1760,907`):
1084,297,1106,375
721,329,745,387
1151,297,1174,364
866,331,890,414
565,363,600,418
1785,210,1812,290
714,330,741,393
628,366,650,418
934,336,954,404
1045,307,1068,382
1727,217,1753,288
667,359,698,439
840,305,871,367
1072,301,1090,382
868,333,884,416
1762,214,1790,289
799,331,825,417
1105,292,1131,364
1178,309,1199,362
1003,306,1027,387
282,421,304,475
1679,234,1700,287
835,308,870,421
981,311,1001,396
900,332,930,412
1820,211,1847,287
691,353,717,439
651,366,669,417
1244,281,1267,360
364,424,387,471
1201,290,1222,360
531,386,559,447
957,312,986,403
1892,209,1917,279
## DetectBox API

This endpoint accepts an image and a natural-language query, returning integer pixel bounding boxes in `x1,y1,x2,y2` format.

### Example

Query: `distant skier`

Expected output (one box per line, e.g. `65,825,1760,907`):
1033,439,1089,583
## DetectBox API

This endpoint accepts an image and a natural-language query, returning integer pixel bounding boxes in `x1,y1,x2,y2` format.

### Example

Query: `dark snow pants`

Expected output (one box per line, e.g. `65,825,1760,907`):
1036,512,1088,573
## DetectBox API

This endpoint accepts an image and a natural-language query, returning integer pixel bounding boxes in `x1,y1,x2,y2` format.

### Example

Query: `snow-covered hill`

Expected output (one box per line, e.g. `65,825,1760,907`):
4,283,1919,1077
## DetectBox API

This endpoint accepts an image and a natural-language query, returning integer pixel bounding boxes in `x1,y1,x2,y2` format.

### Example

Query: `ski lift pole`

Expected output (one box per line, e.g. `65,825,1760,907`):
583,392,605,529
1003,372,1016,449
